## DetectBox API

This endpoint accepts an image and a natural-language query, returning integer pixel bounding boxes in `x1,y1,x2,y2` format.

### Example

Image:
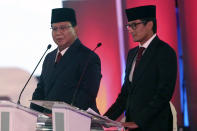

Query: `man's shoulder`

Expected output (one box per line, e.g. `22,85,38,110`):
78,42,100,59
156,38,175,53
154,37,177,58
128,46,138,55
48,48,57,55
44,48,57,60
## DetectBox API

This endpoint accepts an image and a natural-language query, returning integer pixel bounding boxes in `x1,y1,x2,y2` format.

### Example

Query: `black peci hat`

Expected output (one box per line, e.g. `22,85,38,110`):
125,5,156,22
51,8,77,26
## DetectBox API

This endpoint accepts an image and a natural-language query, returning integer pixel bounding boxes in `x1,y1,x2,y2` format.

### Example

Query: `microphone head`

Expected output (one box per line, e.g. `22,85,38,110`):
47,44,52,49
97,43,102,47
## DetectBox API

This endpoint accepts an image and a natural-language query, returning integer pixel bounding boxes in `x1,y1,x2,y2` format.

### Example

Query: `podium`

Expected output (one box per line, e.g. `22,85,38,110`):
0,100,41,131
53,106,91,131
31,100,123,131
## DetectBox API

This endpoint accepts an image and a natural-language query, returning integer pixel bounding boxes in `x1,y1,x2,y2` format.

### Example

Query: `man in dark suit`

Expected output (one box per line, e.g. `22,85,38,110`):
104,5,177,131
30,8,102,113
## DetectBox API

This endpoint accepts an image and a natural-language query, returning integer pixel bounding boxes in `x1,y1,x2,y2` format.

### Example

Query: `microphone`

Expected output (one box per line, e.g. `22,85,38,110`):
17,44,52,105
93,43,102,51
71,43,102,106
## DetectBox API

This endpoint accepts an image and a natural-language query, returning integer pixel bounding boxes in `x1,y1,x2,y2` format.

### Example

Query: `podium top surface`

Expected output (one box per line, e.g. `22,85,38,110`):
30,100,122,128
30,100,93,118
0,100,44,117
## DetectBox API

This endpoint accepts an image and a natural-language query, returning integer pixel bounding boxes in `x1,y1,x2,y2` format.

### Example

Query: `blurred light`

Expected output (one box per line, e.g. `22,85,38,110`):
0,0,62,75
116,0,126,85
176,8,189,127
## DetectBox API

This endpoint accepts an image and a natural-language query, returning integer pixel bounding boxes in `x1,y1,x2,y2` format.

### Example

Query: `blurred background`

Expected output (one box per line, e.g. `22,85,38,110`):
0,0,196,130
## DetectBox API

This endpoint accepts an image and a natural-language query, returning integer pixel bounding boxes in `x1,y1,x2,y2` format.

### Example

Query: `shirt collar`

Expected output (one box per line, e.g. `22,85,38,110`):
57,47,69,56
139,34,156,48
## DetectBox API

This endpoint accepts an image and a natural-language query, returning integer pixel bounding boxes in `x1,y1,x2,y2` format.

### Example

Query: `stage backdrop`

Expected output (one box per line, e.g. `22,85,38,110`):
178,0,197,130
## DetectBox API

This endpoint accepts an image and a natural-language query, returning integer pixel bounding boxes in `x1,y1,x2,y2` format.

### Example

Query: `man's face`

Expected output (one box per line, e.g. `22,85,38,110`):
126,19,153,44
51,21,77,51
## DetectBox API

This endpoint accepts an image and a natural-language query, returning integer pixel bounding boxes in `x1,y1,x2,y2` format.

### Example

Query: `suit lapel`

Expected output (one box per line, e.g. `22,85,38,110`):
46,39,81,95
45,49,57,83
132,37,159,83
125,47,138,81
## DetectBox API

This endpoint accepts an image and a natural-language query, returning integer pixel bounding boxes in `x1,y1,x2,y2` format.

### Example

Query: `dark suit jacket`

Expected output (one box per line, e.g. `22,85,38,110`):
30,39,102,113
104,36,177,131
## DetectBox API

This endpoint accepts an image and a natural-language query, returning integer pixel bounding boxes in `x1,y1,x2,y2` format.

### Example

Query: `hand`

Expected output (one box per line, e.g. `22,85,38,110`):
102,115,109,120
121,122,139,129
102,116,112,128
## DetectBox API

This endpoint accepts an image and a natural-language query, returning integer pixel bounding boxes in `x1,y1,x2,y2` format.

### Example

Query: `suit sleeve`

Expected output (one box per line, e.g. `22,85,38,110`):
134,45,177,129
104,81,128,120
30,55,48,112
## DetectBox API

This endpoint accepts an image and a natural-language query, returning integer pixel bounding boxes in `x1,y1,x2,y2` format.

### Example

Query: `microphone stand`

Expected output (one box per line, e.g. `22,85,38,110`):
17,44,51,105
71,43,102,106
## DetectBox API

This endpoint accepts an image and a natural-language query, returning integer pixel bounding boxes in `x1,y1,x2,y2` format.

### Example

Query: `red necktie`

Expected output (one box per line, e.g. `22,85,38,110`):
56,52,62,63
135,47,145,68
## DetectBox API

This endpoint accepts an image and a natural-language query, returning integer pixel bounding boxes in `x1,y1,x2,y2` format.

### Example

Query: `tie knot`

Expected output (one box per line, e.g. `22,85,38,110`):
136,47,145,60
138,47,145,54
134,47,145,70
56,52,62,63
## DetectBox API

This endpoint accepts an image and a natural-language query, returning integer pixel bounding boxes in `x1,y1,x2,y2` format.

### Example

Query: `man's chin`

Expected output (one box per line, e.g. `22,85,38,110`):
56,41,65,45
56,42,67,47
133,39,139,42
57,43,70,50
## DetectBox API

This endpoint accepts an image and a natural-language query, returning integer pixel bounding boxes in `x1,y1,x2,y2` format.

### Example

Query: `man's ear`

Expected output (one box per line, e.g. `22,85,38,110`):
147,21,153,30
74,26,79,33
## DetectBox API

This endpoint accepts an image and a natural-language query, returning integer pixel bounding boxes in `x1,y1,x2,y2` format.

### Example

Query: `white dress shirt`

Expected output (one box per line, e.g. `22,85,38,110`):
129,34,156,82
55,47,69,62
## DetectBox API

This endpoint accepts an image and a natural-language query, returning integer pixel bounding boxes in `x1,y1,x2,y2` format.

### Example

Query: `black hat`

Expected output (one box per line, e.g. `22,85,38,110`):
125,5,156,22
51,8,77,26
